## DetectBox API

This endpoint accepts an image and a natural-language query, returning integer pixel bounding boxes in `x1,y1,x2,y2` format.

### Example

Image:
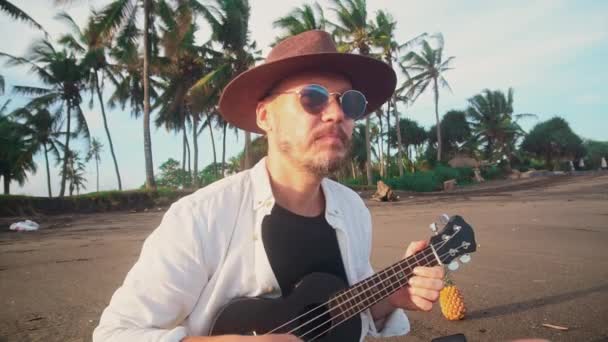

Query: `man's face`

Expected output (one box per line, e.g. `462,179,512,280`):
257,71,356,176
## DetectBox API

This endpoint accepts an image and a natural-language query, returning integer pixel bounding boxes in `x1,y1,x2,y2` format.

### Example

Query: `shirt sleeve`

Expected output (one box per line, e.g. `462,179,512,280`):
93,199,208,342
360,207,410,338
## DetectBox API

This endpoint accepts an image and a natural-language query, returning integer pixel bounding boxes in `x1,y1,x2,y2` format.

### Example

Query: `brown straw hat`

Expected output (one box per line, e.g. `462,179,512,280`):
218,30,397,134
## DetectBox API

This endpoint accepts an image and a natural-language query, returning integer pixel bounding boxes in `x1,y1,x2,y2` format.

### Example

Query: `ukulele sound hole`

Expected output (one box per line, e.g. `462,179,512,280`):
293,303,333,339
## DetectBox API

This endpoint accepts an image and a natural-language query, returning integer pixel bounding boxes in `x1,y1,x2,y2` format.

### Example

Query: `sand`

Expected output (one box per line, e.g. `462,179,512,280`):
1,173,607,342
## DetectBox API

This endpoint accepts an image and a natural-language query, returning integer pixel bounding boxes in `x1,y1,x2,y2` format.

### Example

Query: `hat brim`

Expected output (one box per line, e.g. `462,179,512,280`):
218,53,397,134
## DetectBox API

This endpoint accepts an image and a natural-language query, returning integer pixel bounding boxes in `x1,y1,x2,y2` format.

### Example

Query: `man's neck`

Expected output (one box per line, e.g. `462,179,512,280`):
265,156,325,217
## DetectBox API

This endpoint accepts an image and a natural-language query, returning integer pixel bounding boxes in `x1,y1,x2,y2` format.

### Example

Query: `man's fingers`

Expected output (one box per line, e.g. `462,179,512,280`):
413,266,444,280
406,285,440,302
408,276,444,291
404,240,428,258
406,294,433,311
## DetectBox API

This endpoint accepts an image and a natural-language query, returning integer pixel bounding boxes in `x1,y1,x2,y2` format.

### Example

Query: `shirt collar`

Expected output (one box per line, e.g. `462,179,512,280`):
249,157,342,219
250,157,274,210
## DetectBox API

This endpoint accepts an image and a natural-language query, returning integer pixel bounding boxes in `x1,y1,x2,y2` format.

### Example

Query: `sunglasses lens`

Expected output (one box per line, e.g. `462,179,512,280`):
299,85,329,114
341,90,367,120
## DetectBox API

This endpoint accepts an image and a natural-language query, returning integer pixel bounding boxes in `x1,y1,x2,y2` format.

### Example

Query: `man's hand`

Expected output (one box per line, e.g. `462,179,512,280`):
182,334,302,342
388,240,445,312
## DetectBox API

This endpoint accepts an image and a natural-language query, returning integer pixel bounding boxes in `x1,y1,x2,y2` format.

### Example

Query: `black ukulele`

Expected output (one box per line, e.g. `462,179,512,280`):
210,215,476,341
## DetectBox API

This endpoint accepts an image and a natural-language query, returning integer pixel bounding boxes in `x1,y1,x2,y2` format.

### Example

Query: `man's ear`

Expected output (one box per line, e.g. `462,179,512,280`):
256,100,272,134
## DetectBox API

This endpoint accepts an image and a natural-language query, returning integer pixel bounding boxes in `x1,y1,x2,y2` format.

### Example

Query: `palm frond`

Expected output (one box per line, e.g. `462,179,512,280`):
0,0,47,34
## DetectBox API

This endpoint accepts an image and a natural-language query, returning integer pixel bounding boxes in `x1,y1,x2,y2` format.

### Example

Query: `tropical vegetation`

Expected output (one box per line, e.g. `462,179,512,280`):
0,0,604,200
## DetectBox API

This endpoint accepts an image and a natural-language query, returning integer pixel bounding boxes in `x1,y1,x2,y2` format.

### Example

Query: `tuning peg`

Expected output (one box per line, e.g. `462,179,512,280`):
448,260,460,271
438,213,450,226
459,254,471,264
429,222,438,235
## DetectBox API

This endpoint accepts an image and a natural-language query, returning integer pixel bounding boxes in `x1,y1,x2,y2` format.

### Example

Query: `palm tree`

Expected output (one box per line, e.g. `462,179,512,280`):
155,0,230,187
11,106,63,197
0,115,36,195
401,33,454,162
57,11,123,191
86,137,103,192
196,0,260,169
327,0,376,185
0,0,46,33
1,38,89,197
95,0,157,190
371,10,426,176
273,2,325,43
61,149,87,196
466,88,534,167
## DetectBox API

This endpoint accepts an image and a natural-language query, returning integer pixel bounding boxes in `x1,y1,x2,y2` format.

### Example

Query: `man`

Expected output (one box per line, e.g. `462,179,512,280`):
94,30,444,342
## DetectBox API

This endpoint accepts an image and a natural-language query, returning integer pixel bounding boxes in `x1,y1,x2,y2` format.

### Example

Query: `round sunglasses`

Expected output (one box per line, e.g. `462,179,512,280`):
270,84,368,120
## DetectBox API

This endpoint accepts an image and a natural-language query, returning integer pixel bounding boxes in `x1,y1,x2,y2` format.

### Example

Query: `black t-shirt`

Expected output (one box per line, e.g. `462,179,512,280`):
261,203,349,296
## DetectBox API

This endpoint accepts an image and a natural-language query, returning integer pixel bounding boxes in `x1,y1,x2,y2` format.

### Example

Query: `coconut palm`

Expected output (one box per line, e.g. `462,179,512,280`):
0,115,37,195
195,0,260,169
86,137,103,192
61,149,87,196
401,33,454,162
273,2,325,43
466,88,535,166
10,106,63,197
371,10,426,176
0,38,89,197
0,0,46,33
95,0,157,189
57,11,123,191
327,0,376,185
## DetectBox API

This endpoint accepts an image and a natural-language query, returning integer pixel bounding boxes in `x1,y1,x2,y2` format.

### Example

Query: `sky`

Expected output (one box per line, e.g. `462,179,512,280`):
1,0,607,196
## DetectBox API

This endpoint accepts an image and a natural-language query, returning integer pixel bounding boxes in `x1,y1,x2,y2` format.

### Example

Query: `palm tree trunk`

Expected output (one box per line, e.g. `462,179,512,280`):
59,105,71,197
385,100,391,178
376,110,384,178
184,130,191,179
394,102,405,177
221,121,227,177
3,173,9,195
365,116,373,185
43,143,52,197
207,113,218,178
96,158,99,192
244,130,252,169
94,71,122,190
182,128,187,172
433,77,442,162
142,0,156,190
192,115,199,188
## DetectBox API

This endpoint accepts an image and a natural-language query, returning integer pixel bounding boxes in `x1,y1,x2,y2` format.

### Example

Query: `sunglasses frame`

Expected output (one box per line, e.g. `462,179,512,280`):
269,84,368,120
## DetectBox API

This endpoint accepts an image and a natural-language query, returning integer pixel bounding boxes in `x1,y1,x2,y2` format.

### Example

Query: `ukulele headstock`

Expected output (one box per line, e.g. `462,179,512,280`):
429,215,477,271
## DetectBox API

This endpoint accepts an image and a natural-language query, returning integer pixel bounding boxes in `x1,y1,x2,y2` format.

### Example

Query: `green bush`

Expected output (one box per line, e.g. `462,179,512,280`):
385,171,439,192
481,165,505,180
383,165,476,192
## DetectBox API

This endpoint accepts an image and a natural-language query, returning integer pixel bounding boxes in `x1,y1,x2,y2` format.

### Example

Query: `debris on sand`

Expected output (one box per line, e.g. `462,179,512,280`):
541,323,569,331
9,220,39,231
371,181,399,201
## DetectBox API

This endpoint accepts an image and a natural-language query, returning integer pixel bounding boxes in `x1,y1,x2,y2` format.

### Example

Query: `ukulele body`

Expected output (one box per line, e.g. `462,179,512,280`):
209,272,362,341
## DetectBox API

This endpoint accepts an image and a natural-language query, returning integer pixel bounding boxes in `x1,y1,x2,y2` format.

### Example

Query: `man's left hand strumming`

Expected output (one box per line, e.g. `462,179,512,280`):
371,240,445,328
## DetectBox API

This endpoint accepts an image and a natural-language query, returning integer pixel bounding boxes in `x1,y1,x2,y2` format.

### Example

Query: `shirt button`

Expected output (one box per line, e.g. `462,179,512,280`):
265,286,274,293
253,233,259,241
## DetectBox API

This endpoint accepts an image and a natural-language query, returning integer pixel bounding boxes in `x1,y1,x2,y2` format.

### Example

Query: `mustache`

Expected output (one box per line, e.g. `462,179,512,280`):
311,125,350,144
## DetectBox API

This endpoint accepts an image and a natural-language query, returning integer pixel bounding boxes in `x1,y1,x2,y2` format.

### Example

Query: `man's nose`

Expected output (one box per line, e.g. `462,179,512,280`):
320,95,347,122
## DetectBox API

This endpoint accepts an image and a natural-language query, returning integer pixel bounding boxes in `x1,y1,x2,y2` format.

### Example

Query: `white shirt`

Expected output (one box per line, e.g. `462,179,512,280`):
93,158,409,341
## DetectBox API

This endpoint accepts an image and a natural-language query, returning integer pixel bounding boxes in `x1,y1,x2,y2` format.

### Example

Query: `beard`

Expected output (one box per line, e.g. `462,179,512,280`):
278,125,352,177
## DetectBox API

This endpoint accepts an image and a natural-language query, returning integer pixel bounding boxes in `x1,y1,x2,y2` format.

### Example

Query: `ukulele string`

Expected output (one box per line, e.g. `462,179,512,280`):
304,245,469,341
266,235,456,334
264,237,451,335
